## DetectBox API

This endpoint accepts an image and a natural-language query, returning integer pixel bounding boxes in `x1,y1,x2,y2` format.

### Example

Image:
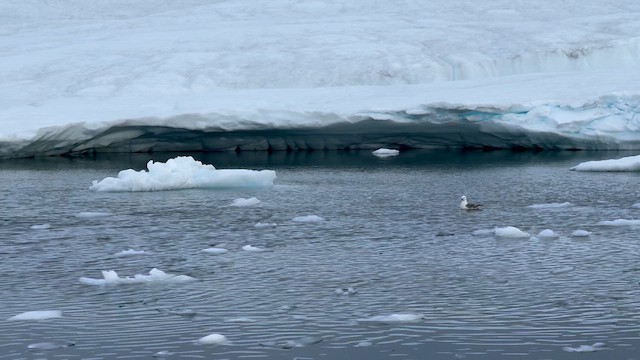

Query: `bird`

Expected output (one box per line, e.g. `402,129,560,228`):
460,195,482,210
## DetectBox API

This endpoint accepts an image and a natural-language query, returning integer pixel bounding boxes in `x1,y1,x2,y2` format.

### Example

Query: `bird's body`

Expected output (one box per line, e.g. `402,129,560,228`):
460,196,482,210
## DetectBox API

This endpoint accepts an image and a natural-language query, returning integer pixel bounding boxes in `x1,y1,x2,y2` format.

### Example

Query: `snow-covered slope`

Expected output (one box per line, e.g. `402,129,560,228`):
1,0,640,157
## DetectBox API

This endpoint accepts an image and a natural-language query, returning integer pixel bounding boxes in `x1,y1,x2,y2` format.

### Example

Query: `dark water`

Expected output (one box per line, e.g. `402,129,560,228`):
1,150,639,360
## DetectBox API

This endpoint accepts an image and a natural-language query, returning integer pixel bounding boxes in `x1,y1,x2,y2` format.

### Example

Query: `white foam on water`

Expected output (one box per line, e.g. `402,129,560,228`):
30,223,51,230
538,229,559,238
292,215,325,223
527,202,573,209
572,230,592,237
75,211,112,218
90,156,276,192
197,333,228,345
230,197,262,207
597,219,640,226
8,310,62,321
79,268,196,285
494,226,531,238
562,342,606,352
114,249,148,256
201,248,228,254
255,222,277,228
360,313,424,322
372,148,400,157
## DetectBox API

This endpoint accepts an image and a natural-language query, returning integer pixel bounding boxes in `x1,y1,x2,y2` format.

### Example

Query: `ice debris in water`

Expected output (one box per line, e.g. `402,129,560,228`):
153,350,174,357
571,154,640,171
115,249,147,256
292,215,325,222
197,333,228,345
360,313,424,322
75,211,112,218
225,316,257,323
242,245,267,252
494,226,531,238
201,247,228,254
27,342,74,350
527,202,573,209
8,310,62,321
90,156,276,192
597,219,640,226
372,148,400,157
255,222,277,228
335,287,357,295
537,229,559,238
79,268,196,285
30,223,51,230
230,197,261,207
562,342,606,352
572,230,592,237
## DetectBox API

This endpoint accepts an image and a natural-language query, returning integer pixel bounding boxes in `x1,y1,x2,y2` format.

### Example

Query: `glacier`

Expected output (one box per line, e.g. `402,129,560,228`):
1,0,640,158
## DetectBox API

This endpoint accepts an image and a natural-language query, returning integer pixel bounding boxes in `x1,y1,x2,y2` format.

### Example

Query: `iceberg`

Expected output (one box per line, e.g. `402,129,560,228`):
90,156,275,191
1,1,640,158
570,154,640,171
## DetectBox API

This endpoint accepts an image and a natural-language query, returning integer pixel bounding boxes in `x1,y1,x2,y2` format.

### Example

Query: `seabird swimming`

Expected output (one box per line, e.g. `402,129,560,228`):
460,195,482,210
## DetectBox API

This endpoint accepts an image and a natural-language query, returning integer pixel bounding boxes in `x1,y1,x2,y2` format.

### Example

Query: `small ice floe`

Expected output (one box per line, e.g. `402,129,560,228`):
90,156,276,192
372,148,400,157
527,202,573,209
570,154,640,171
550,266,575,275
255,222,277,228
30,223,51,230
153,350,174,357
8,310,62,321
197,333,228,345
292,215,325,223
27,341,74,350
572,230,592,237
201,247,228,254
562,342,606,352
597,219,640,226
79,268,196,285
75,211,112,218
494,226,530,238
335,287,357,295
355,340,373,347
230,197,261,207
359,313,424,323
225,316,257,323
115,249,147,256
242,245,267,252
537,229,559,238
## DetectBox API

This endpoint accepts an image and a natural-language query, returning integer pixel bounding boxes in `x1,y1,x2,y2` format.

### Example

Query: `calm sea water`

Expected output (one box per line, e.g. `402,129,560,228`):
1,150,639,360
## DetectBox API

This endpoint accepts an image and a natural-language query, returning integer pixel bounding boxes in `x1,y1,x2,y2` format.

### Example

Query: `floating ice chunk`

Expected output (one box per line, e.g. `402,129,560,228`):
27,342,74,350
360,313,424,322
79,268,196,285
571,155,640,171
494,226,530,238
335,287,357,295
115,249,147,256
30,223,51,230
90,156,276,192
538,229,559,238
562,342,606,352
230,197,261,207
472,228,495,236
202,248,228,254
527,202,573,209
153,350,174,357
197,333,228,345
242,245,266,252
75,211,112,218
8,310,62,321
355,340,373,347
292,215,325,222
597,219,640,226
255,222,277,228
225,317,257,323
372,148,400,157
572,230,592,237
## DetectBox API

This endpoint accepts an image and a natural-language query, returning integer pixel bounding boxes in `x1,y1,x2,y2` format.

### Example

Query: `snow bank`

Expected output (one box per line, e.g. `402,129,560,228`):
494,226,531,238
79,268,196,285
571,155,640,171
8,310,62,321
292,215,325,223
372,148,400,157
89,156,276,192
230,197,261,207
